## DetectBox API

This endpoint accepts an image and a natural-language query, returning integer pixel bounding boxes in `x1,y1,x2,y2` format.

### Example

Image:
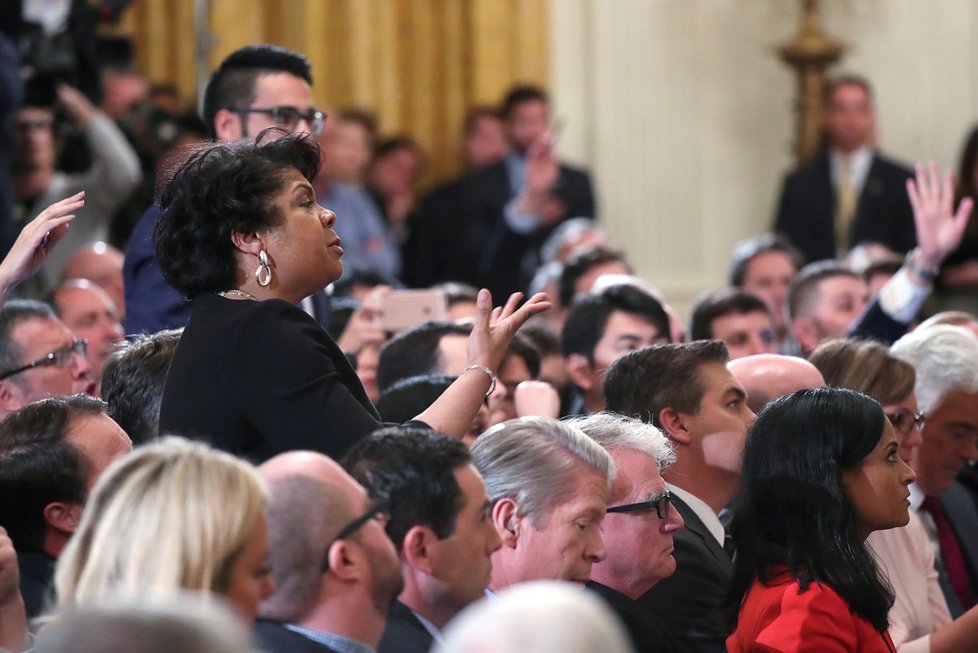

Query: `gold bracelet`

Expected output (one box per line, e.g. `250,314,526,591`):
462,364,497,397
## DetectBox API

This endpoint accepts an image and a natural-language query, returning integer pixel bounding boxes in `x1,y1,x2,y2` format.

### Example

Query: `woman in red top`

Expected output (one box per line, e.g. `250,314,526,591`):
725,387,916,652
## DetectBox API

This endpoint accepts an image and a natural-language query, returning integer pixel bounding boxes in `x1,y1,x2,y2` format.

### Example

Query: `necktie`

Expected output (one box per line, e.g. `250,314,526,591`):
921,495,974,609
836,158,857,253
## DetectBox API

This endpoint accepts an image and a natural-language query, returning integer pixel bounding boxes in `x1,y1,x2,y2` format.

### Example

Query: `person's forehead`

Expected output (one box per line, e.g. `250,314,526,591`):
831,83,871,106
746,251,795,278
12,317,73,353
816,274,865,300
66,413,130,453
699,361,741,395
57,286,115,315
250,71,314,109
602,310,659,339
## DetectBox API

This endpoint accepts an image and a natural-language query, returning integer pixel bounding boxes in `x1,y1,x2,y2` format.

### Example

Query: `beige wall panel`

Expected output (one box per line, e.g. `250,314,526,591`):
552,0,978,319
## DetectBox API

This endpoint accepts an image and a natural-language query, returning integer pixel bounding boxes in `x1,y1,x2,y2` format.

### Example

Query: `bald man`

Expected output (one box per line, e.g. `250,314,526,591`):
257,451,403,653
727,354,825,414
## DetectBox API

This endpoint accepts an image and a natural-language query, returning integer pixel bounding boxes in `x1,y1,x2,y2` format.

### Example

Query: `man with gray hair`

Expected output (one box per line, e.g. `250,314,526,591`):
470,416,612,590
256,451,404,653
571,412,688,652
891,325,978,616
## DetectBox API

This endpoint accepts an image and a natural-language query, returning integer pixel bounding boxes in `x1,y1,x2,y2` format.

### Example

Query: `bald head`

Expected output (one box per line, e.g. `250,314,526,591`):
728,354,825,414
61,243,125,318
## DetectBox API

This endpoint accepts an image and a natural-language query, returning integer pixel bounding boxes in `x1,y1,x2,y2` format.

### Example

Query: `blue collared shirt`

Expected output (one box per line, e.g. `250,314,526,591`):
283,624,377,653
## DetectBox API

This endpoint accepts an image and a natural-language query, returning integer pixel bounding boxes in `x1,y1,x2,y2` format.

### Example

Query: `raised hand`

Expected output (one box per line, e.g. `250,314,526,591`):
906,162,973,269
0,191,84,301
468,289,551,372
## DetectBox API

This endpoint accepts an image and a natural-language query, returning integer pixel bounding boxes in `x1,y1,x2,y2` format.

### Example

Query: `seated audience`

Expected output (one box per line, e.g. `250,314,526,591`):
470,416,612,590
376,375,489,446
98,328,181,445
50,280,124,388
687,289,777,360
573,412,689,652
0,395,131,619
727,353,825,414
31,595,251,653
811,337,978,652
435,581,633,653
154,132,547,463
343,427,501,652
487,332,545,425
604,341,755,653
432,282,480,322
725,388,914,652
728,233,803,344
0,300,94,418
256,450,403,653
54,437,273,622
891,325,978,616
562,283,670,416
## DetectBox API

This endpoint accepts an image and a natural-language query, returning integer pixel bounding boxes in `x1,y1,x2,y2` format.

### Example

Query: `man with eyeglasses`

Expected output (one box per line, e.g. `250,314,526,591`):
0,300,94,418
892,324,978,617
123,44,327,335
603,341,755,653
342,427,501,653
572,413,689,653
256,450,403,653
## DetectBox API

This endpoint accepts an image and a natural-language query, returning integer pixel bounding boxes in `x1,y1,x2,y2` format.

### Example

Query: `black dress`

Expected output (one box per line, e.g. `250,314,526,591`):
159,293,382,463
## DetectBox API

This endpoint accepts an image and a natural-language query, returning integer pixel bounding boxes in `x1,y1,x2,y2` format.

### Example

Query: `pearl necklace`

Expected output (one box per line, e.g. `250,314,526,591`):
217,289,259,301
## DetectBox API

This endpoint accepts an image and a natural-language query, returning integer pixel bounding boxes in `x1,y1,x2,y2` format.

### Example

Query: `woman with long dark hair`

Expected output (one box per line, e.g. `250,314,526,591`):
725,387,915,652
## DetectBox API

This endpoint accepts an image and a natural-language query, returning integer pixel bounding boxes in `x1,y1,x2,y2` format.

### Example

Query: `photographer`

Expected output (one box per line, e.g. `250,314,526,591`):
12,80,141,295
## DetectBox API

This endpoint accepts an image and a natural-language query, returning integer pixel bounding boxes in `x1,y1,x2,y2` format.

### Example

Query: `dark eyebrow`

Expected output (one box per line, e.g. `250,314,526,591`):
724,386,747,401
292,181,315,196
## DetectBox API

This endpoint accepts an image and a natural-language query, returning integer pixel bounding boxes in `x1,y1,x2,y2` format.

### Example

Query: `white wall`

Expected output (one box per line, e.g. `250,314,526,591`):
551,0,978,318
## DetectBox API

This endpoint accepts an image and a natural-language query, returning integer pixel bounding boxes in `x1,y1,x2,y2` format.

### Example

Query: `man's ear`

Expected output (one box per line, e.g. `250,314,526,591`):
324,539,363,583
213,108,244,142
0,380,24,415
565,354,595,392
790,317,818,355
491,498,519,549
658,407,692,445
43,502,83,535
401,525,436,574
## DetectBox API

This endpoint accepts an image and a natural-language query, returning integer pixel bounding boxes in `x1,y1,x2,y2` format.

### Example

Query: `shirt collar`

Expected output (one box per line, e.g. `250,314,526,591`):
668,484,725,547
283,624,376,653
411,609,443,644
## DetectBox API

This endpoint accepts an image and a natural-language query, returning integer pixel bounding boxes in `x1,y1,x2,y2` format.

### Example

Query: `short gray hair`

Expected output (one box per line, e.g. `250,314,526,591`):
568,412,676,472
471,417,613,527
891,325,978,415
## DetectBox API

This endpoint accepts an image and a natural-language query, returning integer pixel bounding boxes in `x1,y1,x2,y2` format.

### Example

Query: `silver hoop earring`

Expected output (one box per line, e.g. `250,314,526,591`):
256,249,272,287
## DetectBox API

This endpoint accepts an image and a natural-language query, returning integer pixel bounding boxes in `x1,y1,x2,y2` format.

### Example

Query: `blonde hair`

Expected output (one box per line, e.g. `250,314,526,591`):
54,437,265,611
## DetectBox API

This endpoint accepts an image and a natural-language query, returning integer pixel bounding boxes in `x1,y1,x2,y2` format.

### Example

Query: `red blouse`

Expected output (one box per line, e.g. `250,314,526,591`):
727,574,896,652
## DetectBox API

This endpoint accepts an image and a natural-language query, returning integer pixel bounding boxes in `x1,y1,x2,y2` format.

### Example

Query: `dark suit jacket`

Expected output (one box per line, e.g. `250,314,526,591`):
935,481,978,615
404,160,595,299
588,581,693,653
774,152,915,263
253,620,340,653
378,600,435,653
636,494,730,653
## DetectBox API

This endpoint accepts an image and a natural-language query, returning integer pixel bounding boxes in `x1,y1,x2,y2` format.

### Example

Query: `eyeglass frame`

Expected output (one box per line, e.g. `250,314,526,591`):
885,409,926,435
0,338,88,380
232,106,326,137
320,497,391,572
606,488,672,519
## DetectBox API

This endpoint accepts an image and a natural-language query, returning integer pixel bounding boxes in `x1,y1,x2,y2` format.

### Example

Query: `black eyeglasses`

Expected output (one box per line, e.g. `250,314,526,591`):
886,409,925,435
233,106,326,136
606,489,672,519
0,339,87,380
321,498,391,572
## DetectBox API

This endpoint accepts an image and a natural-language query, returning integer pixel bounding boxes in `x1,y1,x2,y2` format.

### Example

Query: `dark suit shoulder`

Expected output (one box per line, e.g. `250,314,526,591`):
253,620,340,653
588,582,694,653
870,153,914,178
378,601,435,653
